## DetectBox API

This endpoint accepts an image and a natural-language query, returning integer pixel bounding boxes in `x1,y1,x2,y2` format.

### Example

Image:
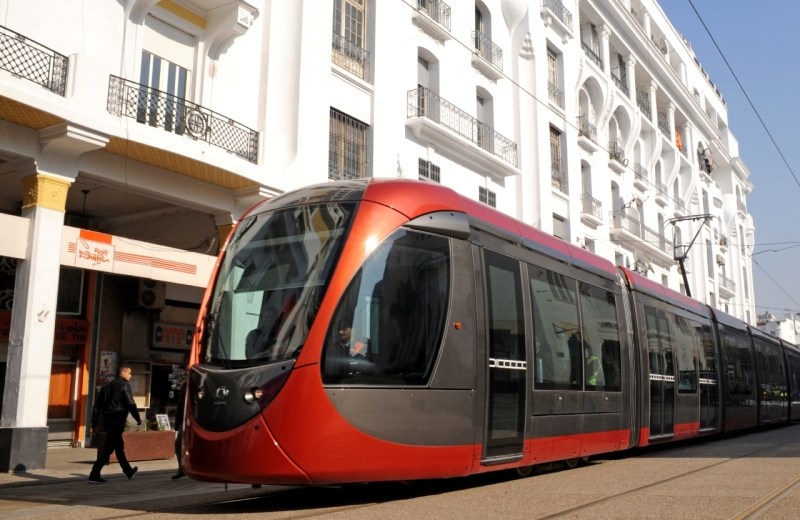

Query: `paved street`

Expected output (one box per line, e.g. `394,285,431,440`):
2,424,800,518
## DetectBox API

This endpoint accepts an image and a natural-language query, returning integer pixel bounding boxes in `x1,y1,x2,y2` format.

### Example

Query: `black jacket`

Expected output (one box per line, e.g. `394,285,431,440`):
91,375,142,428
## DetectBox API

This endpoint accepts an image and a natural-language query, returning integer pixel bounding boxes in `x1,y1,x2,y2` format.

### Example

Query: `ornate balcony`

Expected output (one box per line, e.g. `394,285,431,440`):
471,31,503,80
541,0,573,40
580,193,602,227
657,112,670,138
612,74,628,96
610,210,673,267
719,273,736,298
332,33,371,82
608,142,627,173
406,87,518,177
577,116,599,152
0,25,68,96
412,0,452,42
581,42,602,69
654,181,668,206
551,168,568,194
107,75,259,163
633,163,648,191
548,81,564,109
636,89,651,118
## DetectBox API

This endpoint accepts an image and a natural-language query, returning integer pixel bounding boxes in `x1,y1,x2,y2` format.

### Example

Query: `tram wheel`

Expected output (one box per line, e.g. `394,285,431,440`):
564,458,580,469
514,465,534,478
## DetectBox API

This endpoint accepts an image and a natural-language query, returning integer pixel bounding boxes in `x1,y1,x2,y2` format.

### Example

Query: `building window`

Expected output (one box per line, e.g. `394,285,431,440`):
550,126,566,193
547,49,563,108
138,15,194,132
479,186,496,207
418,158,440,182
706,239,714,278
329,108,368,180
553,214,567,240
332,0,370,80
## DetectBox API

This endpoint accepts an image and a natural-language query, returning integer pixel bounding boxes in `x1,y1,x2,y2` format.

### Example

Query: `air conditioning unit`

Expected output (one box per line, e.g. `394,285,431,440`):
137,279,166,310
716,254,725,266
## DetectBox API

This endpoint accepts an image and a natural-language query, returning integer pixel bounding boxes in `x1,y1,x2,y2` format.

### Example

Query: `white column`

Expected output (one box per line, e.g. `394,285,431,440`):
0,123,107,471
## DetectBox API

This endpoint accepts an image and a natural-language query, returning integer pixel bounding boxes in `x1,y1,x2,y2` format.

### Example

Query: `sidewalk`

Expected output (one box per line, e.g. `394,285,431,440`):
0,446,179,488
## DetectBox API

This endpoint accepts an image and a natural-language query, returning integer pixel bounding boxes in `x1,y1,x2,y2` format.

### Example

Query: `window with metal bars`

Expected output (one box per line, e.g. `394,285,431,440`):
329,108,368,180
479,186,496,207
418,158,440,182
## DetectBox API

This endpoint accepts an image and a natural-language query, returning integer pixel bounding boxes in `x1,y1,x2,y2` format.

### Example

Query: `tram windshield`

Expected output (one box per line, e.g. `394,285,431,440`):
202,202,356,366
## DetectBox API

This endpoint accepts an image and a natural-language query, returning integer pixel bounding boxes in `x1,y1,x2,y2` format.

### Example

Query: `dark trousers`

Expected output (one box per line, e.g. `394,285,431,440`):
90,413,134,477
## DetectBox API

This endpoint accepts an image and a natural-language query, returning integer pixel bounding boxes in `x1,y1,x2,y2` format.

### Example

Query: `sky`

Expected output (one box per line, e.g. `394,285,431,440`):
658,0,800,318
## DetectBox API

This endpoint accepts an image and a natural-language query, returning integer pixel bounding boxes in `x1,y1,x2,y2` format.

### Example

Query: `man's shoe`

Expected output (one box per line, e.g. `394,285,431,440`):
171,471,185,480
126,466,138,480
88,476,107,484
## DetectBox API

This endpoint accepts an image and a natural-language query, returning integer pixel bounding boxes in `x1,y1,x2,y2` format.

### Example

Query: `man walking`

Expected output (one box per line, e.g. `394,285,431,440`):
89,364,142,484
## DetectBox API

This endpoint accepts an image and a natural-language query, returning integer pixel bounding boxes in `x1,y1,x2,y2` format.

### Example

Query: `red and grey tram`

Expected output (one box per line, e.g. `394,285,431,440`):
182,179,800,485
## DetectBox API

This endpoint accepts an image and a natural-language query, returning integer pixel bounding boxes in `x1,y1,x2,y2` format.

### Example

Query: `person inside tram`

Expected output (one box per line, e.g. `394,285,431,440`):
585,345,603,387
245,305,279,359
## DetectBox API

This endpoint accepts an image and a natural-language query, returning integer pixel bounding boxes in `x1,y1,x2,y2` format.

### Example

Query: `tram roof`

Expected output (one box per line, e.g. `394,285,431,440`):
363,179,619,279
619,265,709,317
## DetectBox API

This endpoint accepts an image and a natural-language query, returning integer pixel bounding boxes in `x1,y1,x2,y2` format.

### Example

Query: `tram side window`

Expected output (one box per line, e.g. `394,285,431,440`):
578,282,621,391
673,315,699,393
788,355,800,403
529,266,580,391
695,322,716,381
321,229,450,385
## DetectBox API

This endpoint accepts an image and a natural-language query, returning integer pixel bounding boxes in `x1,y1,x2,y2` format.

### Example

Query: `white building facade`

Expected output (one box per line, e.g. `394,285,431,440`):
0,0,755,469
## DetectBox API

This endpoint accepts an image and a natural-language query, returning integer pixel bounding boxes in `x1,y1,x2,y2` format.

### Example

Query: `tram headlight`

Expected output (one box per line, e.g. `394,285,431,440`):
244,387,264,403
196,388,205,401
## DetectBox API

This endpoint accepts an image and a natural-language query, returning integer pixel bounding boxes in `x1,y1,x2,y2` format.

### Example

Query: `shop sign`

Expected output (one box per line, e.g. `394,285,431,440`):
0,312,88,344
53,318,89,344
75,230,115,272
153,322,194,350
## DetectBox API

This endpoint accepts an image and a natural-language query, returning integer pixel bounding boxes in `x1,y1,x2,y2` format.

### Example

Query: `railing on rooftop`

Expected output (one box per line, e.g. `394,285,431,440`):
107,75,259,163
0,25,68,96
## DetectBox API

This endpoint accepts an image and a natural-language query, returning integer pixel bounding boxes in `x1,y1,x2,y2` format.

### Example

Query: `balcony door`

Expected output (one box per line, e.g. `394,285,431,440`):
139,15,194,134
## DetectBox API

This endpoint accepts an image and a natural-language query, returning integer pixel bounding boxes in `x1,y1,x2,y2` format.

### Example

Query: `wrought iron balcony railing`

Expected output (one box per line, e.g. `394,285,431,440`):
612,74,628,96
472,30,503,72
542,0,573,27
581,193,602,220
0,25,68,96
417,0,451,30
107,75,258,163
643,224,673,254
657,111,670,137
611,210,640,236
581,42,602,68
577,116,597,141
332,33,371,81
719,274,736,292
551,168,568,193
407,87,517,167
633,162,647,182
636,88,650,116
548,81,564,108
609,142,627,165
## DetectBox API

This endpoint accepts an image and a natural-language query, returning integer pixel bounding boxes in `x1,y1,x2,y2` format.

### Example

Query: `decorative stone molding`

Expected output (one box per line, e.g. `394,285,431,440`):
21,174,72,211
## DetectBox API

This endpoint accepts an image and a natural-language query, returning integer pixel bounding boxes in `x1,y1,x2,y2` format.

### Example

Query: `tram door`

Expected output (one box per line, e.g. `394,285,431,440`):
697,323,719,431
482,250,526,460
644,306,675,438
